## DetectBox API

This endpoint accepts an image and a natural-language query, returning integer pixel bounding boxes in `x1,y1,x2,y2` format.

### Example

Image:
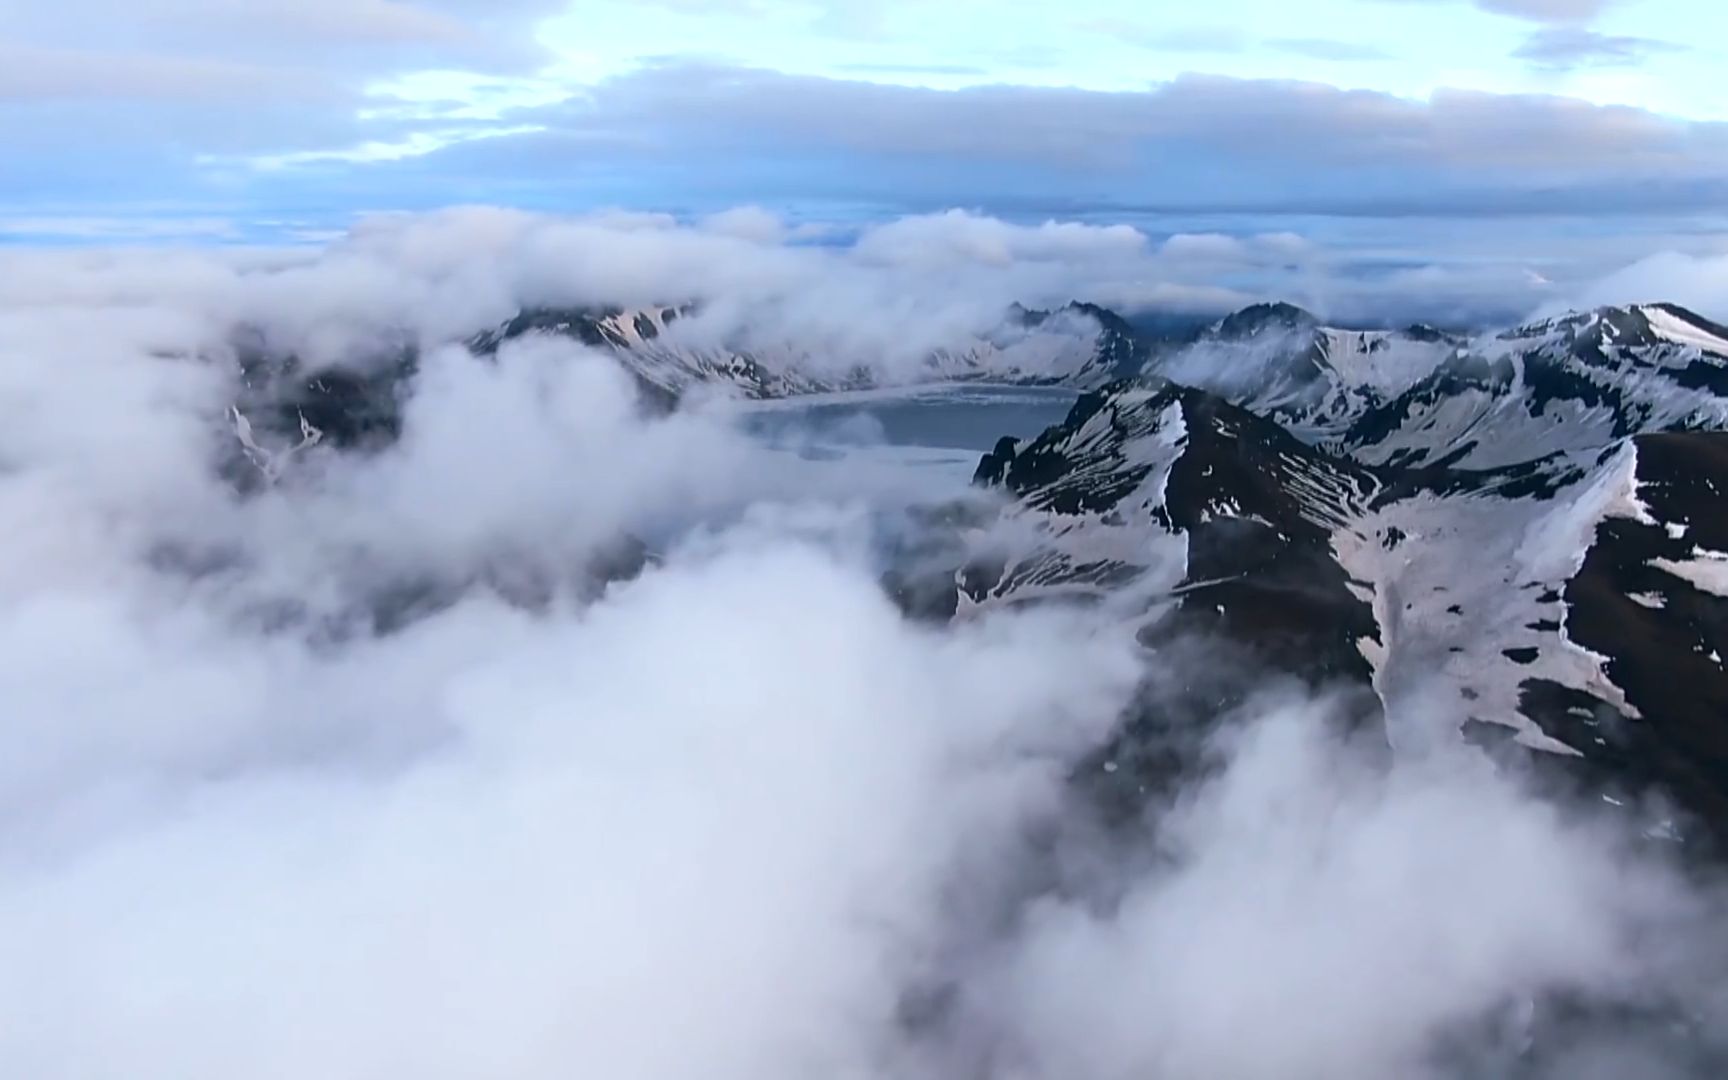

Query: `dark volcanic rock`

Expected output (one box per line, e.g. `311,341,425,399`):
980,377,1381,694
971,377,1389,817
1555,431,1728,846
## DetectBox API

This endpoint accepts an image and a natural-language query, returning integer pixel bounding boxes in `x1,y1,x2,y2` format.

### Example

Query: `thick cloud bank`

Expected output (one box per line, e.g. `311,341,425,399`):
0,221,1725,1078
8,205,1720,361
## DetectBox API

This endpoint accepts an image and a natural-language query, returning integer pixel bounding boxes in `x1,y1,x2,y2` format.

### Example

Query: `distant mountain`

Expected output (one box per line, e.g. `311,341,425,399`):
468,300,1144,400
1143,301,1728,472
467,304,819,403
1147,301,1467,443
1341,303,1728,471
971,300,1728,850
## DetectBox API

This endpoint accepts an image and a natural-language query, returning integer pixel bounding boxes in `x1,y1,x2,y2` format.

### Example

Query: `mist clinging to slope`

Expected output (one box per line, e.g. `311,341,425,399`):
0,223,1725,1079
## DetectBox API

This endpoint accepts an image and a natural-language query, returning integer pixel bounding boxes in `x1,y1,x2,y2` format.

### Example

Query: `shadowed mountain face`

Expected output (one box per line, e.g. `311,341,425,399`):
974,300,1728,853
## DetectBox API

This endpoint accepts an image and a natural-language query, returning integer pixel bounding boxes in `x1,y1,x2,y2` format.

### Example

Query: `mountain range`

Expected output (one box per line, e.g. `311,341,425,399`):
974,300,1728,854
226,295,1728,853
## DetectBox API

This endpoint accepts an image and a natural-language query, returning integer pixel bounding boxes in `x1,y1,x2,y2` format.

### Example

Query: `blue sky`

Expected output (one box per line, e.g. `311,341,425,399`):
2,0,1726,258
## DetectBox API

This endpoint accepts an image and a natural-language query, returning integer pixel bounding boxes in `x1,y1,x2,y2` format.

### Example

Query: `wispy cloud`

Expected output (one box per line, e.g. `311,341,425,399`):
1375,0,1618,24
1514,26,1684,70
1270,37,1394,62
1478,0,1616,21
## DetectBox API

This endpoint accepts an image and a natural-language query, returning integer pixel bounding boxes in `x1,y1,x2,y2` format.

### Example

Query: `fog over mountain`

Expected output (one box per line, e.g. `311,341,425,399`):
4,212,1728,1078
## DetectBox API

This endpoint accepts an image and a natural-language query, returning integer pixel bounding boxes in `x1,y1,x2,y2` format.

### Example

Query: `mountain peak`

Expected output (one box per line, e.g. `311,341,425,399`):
1638,303,1728,354
1060,299,1136,333
1209,302,1322,340
1502,303,1728,359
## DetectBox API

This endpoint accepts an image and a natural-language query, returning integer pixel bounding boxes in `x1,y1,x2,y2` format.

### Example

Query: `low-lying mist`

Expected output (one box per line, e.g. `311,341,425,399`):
1,216,1725,1079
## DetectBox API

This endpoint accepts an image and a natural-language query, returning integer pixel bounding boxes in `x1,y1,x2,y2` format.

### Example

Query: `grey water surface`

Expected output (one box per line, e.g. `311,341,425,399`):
740,384,1079,455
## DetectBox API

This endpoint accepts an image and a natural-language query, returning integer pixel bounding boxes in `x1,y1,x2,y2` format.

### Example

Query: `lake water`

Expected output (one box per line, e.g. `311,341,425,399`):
735,383,1080,487
739,383,1078,453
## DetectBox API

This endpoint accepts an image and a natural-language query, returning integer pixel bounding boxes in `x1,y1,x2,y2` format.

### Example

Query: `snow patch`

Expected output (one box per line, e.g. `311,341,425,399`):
1651,547,1728,598
1641,304,1728,358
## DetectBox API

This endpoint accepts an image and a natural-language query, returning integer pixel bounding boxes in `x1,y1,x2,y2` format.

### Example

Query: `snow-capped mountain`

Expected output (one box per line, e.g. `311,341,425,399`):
970,301,1728,849
1340,303,1728,471
467,304,823,403
1147,302,1467,443
467,300,1143,399
1148,300,1728,473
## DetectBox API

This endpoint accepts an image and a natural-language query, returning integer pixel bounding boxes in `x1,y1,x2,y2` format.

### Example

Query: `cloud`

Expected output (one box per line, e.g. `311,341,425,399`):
6,17,1726,228
1086,21,1391,62
1080,20,1253,53
0,224,1725,1078
1514,27,1684,70
698,205,791,244
8,0,1715,232
621,65,1715,171
0,216,246,242
1269,37,1395,62
957,696,1724,1079
1559,249,1728,317
2,203,1712,364
0,0,564,199
376,65,1728,221
0,223,1141,1078
0,44,336,103
1478,0,1615,20
850,211,1150,268
1159,232,1253,261
12,0,559,75
1376,0,1617,23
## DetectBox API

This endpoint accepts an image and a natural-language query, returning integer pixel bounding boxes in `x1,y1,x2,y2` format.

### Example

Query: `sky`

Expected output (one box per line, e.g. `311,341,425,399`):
8,7,1728,1074
2,0,1727,321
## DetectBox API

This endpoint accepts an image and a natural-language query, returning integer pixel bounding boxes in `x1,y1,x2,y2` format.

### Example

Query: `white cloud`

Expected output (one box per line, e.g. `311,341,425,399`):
1562,249,1728,318
0,234,1148,1077
1374,0,1617,25
852,211,1151,268
1479,0,1616,21
0,224,1723,1078
13,0,559,70
0,44,332,103
968,698,1712,1079
1160,232,1251,261
699,205,789,244
6,205,1718,384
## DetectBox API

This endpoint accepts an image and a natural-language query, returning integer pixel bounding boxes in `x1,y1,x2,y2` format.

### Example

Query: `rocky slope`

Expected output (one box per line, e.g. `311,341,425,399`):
973,300,1728,850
